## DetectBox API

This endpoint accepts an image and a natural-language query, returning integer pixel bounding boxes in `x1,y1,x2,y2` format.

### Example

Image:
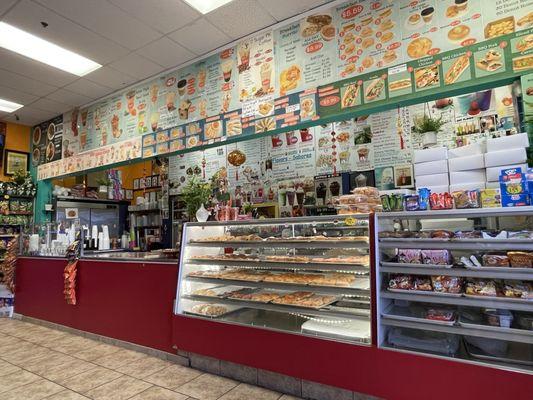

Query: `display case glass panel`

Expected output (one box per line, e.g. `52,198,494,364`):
175,215,372,344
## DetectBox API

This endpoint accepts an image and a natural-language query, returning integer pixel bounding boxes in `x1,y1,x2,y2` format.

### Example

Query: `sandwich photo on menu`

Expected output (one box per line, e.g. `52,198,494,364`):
444,54,471,85
389,78,411,92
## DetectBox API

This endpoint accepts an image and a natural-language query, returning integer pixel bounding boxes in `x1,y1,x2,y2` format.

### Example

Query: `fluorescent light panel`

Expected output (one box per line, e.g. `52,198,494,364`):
0,98,23,113
0,22,101,76
183,0,234,14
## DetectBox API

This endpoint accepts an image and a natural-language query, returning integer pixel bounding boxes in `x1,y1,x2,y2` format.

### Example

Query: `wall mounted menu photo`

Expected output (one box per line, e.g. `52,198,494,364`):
4,150,29,176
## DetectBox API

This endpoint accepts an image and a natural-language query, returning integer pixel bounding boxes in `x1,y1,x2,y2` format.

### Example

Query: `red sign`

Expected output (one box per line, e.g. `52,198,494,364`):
341,4,363,19
306,42,323,53
320,95,340,107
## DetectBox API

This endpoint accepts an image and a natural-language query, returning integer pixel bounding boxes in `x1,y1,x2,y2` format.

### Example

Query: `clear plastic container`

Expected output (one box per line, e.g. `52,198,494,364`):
484,309,513,328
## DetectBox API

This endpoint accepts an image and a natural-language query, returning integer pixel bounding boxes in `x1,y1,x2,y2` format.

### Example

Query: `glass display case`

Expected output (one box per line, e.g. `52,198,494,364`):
175,215,372,344
376,207,533,372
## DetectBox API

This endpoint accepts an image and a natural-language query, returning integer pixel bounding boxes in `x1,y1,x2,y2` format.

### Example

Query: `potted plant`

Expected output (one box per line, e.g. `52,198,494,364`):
96,177,110,194
181,176,212,221
413,115,446,148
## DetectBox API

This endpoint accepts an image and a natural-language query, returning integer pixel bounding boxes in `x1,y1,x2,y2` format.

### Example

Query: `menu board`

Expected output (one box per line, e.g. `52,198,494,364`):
31,115,63,167
238,32,275,102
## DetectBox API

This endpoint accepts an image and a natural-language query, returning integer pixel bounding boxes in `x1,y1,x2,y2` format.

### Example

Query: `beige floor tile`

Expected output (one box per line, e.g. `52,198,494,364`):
0,341,38,357
115,355,171,379
57,366,123,393
39,357,96,381
84,375,152,400
129,386,188,400
143,364,202,390
279,396,304,400
5,346,55,366
0,359,21,377
24,352,77,375
74,342,121,361
219,383,281,400
46,390,92,399
0,369,42,394
48,336,100,354
28,330,71,346
0,378,64,400
92,348,147,370
175,373,238,400
0,334,20,347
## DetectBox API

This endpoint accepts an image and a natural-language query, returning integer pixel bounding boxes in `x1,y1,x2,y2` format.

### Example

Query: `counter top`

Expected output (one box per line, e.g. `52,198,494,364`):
19,253,178,264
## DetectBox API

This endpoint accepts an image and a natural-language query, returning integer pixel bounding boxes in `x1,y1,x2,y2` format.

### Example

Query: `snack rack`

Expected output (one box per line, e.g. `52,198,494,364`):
375,207,533,371
175,214,372,344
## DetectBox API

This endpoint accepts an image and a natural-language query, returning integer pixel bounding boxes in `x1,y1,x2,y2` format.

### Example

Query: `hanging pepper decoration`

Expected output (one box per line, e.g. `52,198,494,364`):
202,157,206,179
63,233,81,305
0,237,19,293
331,129,337,175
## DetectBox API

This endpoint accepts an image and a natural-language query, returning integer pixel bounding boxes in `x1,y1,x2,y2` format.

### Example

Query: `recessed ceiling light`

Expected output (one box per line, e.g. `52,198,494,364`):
0,22,102,76
0,98,23,113
183,0,234,14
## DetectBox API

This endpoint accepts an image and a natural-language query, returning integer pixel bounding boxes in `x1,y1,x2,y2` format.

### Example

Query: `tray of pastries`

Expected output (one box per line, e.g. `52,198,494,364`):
272,291,338,309
224,288,284,303
187,303,232,318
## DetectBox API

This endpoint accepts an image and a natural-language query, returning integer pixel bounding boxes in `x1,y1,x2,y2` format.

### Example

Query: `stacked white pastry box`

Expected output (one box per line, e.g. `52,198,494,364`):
448,142,486,191
484,133,529,189
413,147,449,192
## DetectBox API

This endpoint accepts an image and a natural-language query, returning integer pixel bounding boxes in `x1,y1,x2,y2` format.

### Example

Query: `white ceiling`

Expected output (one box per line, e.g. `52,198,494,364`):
0,0,331,126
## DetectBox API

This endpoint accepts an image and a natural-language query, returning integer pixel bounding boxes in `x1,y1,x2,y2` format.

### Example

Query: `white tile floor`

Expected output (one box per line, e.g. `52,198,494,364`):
0,318,303,400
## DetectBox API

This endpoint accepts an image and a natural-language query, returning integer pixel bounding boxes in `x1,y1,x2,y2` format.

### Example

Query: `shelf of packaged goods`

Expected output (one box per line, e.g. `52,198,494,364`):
380,290,533,312
182,294,370,320
186,276,370,296
187,258,370,273
378,239,533,251
187,240,370,249
380,264,533,280
377,206,533,219
380,316,533,344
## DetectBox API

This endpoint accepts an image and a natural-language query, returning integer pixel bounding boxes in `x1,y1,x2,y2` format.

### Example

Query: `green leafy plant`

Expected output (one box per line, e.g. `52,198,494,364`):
354,126,372,145
96,177,110,186
412,115,445,134
181,176,212,220
242,202,254,214
12,169,30,185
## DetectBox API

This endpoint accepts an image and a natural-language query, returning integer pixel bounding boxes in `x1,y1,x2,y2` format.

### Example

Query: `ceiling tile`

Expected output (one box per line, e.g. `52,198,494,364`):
27,98,70,114
46,88,93,106
206,0,276,40
35,0,162,50
0,48,78,88
3,106,57,126
168,18,231,56
84,66,137,90
0,68,58,97
109,53,163,80
63,79,113,99
257,0,330,21
4,0,129,64
138,37,195,69
109,0,200,34
0,0,18,16
0,84,39,104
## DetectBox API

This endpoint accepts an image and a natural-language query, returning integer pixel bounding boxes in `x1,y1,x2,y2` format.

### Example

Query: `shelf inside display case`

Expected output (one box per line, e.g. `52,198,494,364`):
376,208,533,372
175,214,372,344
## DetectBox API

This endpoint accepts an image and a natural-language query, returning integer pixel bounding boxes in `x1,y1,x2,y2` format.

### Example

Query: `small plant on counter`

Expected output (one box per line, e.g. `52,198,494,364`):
412,114,446,148
181,176,212,221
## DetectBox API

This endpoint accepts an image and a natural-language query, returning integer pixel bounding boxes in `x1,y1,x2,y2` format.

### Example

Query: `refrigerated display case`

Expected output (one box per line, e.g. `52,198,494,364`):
175,214,372,344
376,208,533,372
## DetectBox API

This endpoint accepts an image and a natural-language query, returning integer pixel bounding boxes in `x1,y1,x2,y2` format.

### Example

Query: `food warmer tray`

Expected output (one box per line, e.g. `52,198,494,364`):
382,304,456,326
464,341,533,367
462,265,533,273
458,314,533,338
381,261,454,269
222,308,307,333
271,295,340,310
464,294,533,303
184,304,241,319
188,257,370,269
226,289,288,303
301,318,371,343
387,288,463,297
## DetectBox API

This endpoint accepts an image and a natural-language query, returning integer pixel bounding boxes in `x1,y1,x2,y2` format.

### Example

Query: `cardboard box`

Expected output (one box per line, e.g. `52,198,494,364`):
450,170,486,184
486,163,528,182
413,147,448,163
416,173,449,188
450,182,486,192
486,133,529,152
422,185,450,194
448,142,486,158
481,188,502,208
502,194,530,207
484,147,527,167
448,154,485,172
414,159,448,176
486,181,500,189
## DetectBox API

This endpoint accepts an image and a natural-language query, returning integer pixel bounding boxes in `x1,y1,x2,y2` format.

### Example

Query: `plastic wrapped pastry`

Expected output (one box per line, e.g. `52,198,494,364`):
397,249,422,264
431,276,463,294
388,275,414,290
465,279,498,297
421,249,452,265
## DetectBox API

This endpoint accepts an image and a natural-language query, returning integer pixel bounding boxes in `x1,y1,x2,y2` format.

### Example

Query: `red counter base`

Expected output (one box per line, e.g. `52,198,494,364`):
172,315,532,400
15,257,178,353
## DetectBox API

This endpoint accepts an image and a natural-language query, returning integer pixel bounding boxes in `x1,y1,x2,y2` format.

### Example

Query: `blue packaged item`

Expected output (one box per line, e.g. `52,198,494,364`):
501,194,530,207
499,167,528,196
404,195,420,211
417,188,430,211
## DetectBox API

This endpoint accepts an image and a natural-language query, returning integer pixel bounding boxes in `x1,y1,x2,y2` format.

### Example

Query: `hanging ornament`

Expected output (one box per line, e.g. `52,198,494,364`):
201,156,206,179
227,149,246,181
330,129,337,175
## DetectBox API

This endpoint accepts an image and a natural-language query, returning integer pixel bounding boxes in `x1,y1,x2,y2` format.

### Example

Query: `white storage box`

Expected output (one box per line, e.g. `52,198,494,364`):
414,159,448,176
413,147,448,163
448,142,486,158
450,182,486,192
485,181,500,189
416,173,449,187
448,154,485,172
486,163,528,182
422,185,450,194
379,189,416,196
421,218,474,231
450,170,486,184
484,148,527,167
486,133,529,152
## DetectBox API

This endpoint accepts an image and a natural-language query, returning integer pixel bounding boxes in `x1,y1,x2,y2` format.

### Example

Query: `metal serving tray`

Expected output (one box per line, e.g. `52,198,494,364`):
381,261,454,269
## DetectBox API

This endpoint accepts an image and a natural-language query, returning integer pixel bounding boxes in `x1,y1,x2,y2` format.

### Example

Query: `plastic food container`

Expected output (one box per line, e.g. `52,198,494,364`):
515,313,533,330
484,309,513,328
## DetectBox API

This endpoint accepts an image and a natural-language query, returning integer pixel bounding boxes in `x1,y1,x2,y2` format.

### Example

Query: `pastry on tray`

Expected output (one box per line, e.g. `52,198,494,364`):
273,291,314,305
465,279,498,297
192,288,218,297
502,280,532,299
191,304,228,316
188,270,221,278
294,295,337,308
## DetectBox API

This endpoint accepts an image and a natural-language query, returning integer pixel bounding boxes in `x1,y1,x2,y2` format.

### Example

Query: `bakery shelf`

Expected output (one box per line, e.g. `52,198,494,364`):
187,240,369,249
380,264,533,281
186,258,370,273
380,290,533,312
183,294,370,320
377,206,533,219
186,276,370,296
381,316,533,345
378,239,533,251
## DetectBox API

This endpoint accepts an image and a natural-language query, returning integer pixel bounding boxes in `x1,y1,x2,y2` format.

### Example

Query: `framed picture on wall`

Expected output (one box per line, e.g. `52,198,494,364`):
133,179,139,190
145,176,152,189
4,150,29,176
152,175,159,187
139,177,146,189
125,189,133,200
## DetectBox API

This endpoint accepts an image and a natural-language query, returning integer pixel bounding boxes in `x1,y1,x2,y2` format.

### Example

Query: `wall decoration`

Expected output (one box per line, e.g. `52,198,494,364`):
4,150,29,176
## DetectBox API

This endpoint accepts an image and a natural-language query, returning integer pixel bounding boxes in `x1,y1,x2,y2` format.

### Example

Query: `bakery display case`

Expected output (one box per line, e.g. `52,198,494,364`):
376,207,533,371
175,215,372,344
